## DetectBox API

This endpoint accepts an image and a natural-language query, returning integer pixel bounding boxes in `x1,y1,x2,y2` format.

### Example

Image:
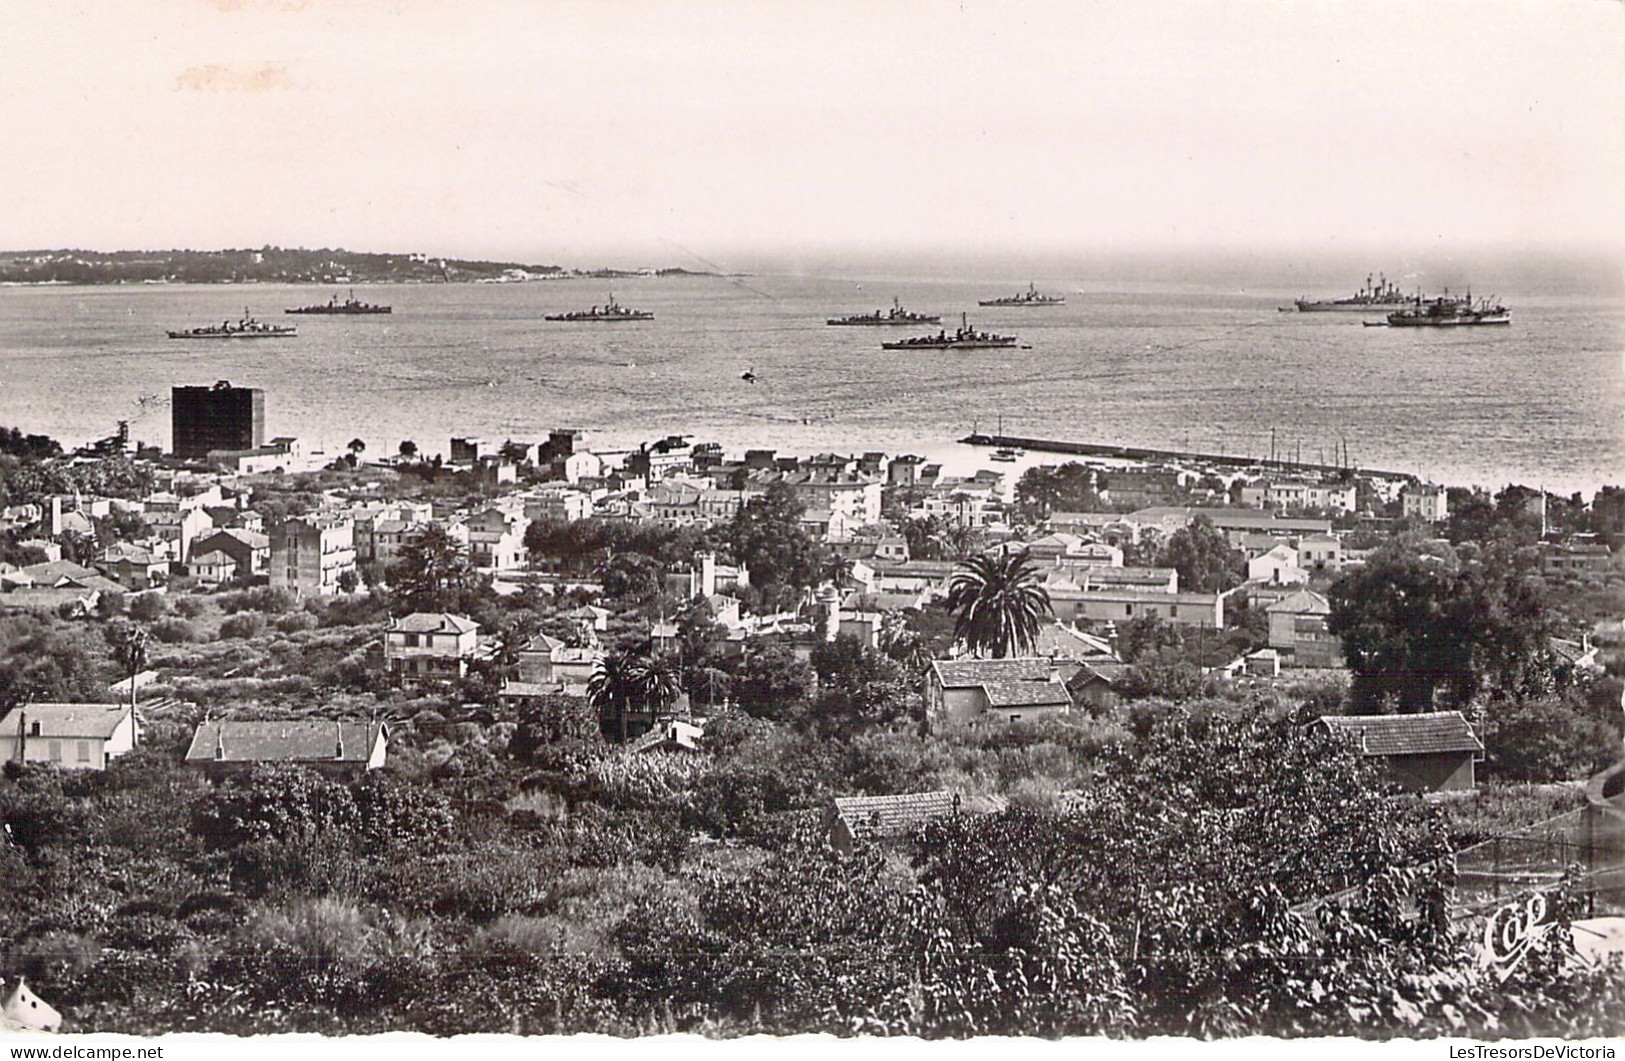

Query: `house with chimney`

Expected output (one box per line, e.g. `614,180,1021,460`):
0,703,137,771
95,543,169,591
384,612,481,686
183,720,388,779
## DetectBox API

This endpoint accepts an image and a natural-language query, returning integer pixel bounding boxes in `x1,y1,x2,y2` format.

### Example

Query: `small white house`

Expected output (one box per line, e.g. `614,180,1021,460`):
0,703,137,770
1247,543,1308,586
189,548,239,588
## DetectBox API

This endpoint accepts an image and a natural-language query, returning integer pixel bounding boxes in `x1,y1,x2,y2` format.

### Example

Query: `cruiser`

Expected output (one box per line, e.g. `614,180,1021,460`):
1384,290,1510,328
285,289,392,315
1294,273,1409,312
544,296,653,322
979,282,1065,307
167,310,296,339
881,313,1018,350
826,297,941,326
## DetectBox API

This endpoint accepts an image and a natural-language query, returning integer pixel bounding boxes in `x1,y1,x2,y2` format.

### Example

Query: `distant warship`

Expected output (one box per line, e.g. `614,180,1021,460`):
168,310,296,339
827,297,941,326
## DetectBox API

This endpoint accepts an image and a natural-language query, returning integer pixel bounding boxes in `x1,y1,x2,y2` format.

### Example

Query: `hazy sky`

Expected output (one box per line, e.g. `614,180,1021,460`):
2,0,1622,266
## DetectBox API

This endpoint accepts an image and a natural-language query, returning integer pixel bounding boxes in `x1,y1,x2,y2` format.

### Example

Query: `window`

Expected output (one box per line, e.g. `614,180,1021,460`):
47,741,61,761
404,633,419,647
77,741,90,763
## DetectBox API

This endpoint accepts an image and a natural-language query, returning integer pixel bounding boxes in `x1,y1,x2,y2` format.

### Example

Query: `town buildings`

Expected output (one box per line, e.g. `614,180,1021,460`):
269,514,357,597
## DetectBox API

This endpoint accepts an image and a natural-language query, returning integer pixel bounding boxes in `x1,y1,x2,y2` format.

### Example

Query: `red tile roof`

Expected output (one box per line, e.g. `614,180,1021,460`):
1316,711,1483,757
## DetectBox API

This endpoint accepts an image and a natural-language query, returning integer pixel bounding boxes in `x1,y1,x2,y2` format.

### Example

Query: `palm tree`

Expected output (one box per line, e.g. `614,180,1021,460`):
586,652,641,742
819,552,854,588
631,653,683,721
107,623,148,745
946,548,1053,658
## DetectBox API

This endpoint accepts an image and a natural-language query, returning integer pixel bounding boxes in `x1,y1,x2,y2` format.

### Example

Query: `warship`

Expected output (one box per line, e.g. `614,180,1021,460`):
285,289,392,315
544,295,654,322
826,297,941,326
979,282,1065,307
1381,291,1510,328
881,314,1019,350
1293,273,1408,312
167,310,296,339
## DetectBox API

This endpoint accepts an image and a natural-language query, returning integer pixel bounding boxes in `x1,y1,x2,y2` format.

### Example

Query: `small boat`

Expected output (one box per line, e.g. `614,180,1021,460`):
990,447,1024,463
167,309,296,339
285,289,391,314
544,295,653,322
826,297,941,326
979,282,1065,307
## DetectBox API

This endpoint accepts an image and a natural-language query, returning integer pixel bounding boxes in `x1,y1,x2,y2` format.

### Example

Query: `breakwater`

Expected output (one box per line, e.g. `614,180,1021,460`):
959,433,1417,482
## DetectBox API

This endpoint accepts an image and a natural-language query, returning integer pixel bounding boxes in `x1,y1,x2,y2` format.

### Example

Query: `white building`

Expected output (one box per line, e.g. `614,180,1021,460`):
1402,483,1449,522
0,703,137,770
384,612,481,685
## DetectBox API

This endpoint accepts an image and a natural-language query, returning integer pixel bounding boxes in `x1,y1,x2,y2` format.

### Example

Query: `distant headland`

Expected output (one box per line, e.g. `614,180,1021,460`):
0,247,729,285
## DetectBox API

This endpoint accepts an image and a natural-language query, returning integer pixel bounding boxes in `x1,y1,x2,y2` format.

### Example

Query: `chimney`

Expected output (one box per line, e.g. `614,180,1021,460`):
49,496,63,538
213,726,225,760
334,721,345,759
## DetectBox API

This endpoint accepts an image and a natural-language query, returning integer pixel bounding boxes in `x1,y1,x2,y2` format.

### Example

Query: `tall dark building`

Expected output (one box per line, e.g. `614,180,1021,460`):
171,381,264,459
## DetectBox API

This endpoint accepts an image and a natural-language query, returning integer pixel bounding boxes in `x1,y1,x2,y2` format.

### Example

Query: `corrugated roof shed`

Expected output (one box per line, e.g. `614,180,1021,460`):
1316,711,1483,757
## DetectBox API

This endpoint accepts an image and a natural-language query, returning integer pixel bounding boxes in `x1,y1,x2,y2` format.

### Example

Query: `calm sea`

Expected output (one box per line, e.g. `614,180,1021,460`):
2,254,1621,493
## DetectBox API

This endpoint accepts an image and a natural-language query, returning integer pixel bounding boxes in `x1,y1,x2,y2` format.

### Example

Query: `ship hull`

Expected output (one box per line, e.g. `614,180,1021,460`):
978,301,1064,307
1295,301,1409,312
1385,316,1510,328
285,308,392,315
167,332,297,339
881,341,1018,350
827,319,941,326
543,315,653,322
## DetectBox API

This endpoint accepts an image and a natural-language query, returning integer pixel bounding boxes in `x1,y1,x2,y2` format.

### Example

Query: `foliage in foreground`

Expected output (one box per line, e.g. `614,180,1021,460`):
0,716,1620,1038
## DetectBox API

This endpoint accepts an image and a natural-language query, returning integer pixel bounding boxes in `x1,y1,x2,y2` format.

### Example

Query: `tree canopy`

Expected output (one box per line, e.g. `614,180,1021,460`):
947,549,1053,658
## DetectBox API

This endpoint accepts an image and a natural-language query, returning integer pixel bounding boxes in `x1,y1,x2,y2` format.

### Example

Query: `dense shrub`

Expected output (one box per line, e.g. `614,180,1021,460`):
274,611,318,634
1482,701,1621,782
218,587,298,615
149,618,201,644
127,593,167,622
174,596,209,619
218,612,266,640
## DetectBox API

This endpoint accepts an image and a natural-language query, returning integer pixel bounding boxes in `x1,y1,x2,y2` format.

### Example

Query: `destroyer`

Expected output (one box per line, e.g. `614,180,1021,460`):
881,313,1019,350
544,296,653,322
167,310,296,339
826,297,941,326
979,282,1065,307
1293,273,1408,312
1382,290,1510,328
285,289,392,315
